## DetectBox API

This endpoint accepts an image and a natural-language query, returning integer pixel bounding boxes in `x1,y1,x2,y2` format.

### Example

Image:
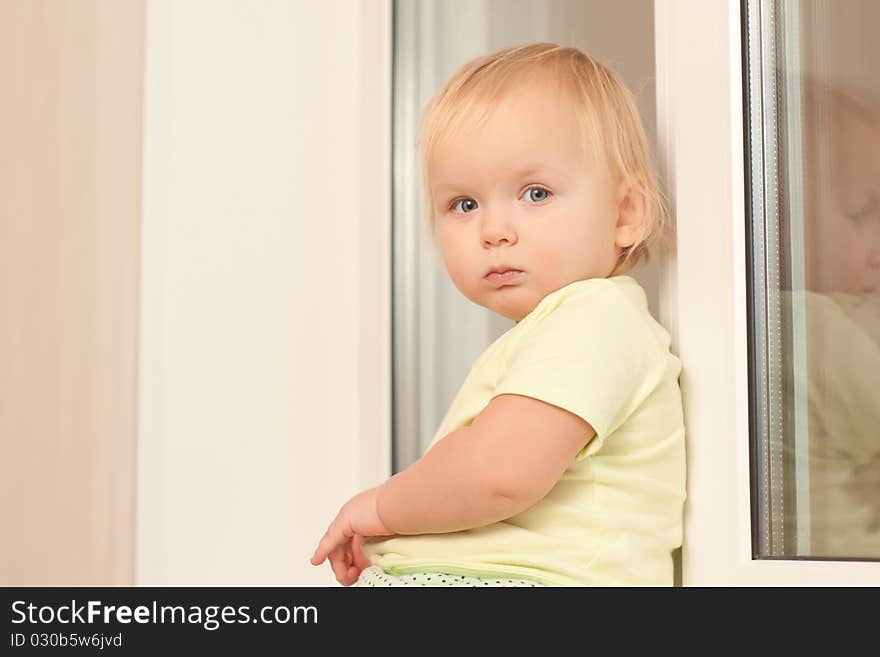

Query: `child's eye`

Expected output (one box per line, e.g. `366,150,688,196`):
450,198,478,214
521,186,551,203
448,187,551,214
847,193,880,225
847,208,880,226
847,211,867,226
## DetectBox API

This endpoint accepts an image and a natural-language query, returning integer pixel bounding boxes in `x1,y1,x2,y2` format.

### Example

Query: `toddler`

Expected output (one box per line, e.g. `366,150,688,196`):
310,42,686,586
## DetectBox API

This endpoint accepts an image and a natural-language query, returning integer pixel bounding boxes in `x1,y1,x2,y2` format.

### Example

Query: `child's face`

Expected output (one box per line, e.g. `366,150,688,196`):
428,81,638,322
805,112,880,295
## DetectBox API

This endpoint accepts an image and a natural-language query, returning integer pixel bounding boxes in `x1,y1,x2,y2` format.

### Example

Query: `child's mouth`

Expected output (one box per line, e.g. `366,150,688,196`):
485,269,523,285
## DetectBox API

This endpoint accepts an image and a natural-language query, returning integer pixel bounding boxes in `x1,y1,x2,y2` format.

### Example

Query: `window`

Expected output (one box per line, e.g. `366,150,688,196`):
744,0,880,559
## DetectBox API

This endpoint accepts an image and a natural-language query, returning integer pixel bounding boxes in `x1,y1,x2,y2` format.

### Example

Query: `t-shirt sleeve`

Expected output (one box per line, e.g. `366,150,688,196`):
492,283,668,461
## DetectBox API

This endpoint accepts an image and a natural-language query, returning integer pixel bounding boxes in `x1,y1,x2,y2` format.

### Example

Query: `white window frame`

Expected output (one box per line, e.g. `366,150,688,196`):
656,0,880,584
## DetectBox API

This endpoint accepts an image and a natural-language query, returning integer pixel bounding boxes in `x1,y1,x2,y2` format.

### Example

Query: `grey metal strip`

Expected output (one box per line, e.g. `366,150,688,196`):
761,0,786,557
392,0,424,472
746,0,772,557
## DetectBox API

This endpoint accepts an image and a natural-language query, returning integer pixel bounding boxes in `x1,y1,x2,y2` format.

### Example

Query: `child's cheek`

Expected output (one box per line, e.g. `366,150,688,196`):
439,238,480,295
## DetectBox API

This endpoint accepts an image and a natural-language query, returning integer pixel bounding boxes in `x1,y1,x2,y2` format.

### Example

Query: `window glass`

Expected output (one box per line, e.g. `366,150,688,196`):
745,0,880,558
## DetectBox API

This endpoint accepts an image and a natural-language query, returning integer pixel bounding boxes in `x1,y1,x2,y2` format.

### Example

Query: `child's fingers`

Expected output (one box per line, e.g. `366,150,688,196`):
311,520,350,565
310,530,334,565
328,543,350,583
352,534,373,571
328,545,362,585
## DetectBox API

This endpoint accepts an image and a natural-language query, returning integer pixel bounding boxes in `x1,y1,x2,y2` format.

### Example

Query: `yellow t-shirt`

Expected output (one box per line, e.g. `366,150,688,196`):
785,290,880,557
362,275,687,586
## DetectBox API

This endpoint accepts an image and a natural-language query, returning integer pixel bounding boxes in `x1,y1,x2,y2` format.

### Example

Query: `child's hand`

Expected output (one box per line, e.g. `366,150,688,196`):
351,534,373,571
310,486,394,586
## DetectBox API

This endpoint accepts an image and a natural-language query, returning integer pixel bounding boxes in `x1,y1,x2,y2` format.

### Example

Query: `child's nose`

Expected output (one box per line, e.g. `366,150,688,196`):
480,211,516,247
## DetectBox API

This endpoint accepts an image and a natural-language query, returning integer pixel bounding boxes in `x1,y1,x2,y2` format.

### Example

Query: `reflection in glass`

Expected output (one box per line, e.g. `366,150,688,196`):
747,0,880,559
792,78,880,557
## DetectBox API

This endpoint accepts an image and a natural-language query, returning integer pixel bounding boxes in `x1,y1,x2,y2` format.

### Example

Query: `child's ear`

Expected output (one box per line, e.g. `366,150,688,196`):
613,181,647,249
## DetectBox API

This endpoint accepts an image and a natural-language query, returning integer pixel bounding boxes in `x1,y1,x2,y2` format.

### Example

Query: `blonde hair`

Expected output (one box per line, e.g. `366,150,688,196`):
418,42,671,274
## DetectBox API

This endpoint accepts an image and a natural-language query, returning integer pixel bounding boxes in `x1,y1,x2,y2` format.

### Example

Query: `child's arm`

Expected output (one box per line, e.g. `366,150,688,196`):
375,425,528,534
311,393,593,583
311,423,523,582
377,393,595,534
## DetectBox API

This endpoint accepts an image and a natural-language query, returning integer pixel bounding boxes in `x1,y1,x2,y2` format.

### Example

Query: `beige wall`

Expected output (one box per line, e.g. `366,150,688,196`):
0,0,144,585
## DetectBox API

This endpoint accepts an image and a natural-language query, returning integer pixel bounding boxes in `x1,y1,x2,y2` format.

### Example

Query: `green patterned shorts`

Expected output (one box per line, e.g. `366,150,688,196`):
354,566,544,587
